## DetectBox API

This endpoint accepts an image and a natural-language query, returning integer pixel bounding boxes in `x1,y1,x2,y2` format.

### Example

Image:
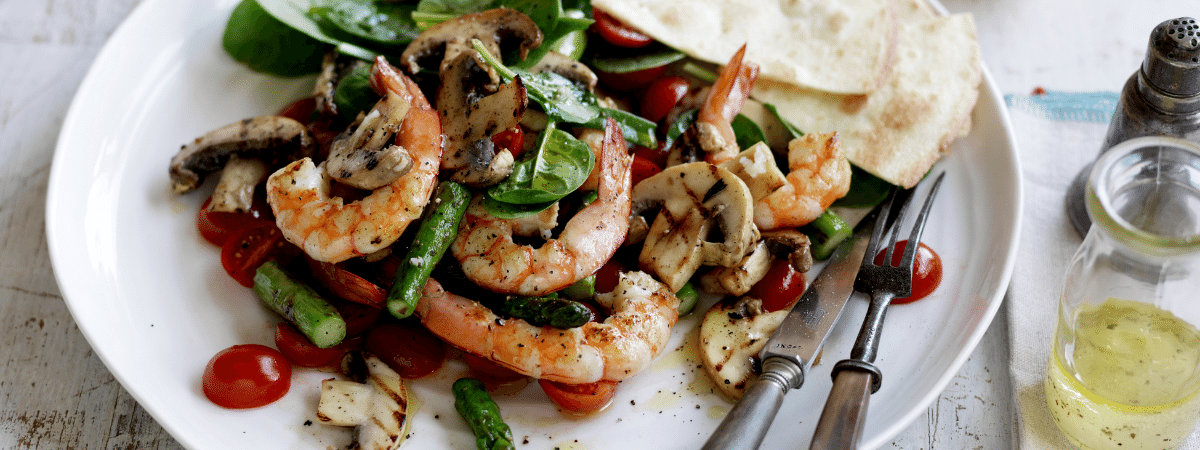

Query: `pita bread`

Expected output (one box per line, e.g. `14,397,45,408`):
751,13,982,188
590,0,897,95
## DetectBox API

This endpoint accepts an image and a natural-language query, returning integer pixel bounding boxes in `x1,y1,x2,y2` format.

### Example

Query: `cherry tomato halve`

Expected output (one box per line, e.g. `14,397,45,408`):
491,127,526,158
539,379,618,414
364,322,446,379
639,76,690,123
592,8,653,48
197,196,273,247
276,97,317,125
748,258,807,312
596,65,668,92
594,259,630,294
202,344,291,409
274,322,346,368
630,155,663,188
872,240,943,305
220,221,293,288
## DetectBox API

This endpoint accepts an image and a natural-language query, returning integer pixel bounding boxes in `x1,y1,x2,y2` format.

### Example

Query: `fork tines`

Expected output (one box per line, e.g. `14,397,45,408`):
857,172,947,297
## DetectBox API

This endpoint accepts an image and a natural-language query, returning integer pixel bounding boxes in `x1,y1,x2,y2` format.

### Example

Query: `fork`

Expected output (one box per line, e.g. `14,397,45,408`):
808,172,946,450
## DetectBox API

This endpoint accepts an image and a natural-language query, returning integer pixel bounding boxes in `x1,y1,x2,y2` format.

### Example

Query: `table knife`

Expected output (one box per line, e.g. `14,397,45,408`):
700,210,879,450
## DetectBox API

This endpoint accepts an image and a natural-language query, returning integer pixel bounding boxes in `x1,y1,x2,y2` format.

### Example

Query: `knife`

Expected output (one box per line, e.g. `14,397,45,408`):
700,207,882,450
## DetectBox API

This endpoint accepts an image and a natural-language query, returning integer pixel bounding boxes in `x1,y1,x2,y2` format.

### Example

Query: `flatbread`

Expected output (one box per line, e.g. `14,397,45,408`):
591,0,897,95
751,14,982,188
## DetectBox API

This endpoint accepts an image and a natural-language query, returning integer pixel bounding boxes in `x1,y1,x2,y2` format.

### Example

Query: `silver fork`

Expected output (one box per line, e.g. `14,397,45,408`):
808,172,946,450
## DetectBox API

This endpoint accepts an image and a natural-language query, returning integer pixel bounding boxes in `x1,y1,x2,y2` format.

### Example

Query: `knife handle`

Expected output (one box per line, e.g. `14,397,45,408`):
809,369,875,450
701,359,802,450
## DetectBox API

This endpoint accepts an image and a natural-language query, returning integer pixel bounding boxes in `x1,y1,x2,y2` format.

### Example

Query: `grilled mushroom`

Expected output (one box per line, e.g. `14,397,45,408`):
699,296,788,399
316,352,410,450
399,7,542,86
325,88,415,190
168,115,315,198
435,53,527,186
526,50,598,92
630,162,759,292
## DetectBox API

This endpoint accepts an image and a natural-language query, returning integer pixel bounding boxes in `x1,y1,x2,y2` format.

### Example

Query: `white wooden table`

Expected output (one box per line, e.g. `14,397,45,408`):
1,0,1192,448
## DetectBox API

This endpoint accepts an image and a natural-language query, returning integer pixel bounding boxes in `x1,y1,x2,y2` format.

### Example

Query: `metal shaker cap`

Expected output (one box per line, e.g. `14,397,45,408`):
1143,17,1200,97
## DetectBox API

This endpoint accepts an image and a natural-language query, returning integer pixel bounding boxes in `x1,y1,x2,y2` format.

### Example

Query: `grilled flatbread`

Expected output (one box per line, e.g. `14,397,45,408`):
751,14,982,188
590,0,897,95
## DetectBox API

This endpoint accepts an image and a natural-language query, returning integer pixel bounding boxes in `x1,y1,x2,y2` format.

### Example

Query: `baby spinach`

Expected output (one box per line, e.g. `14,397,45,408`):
253,0,379,60
222,0,326,76
764,103,804,139
732,113,767,150
332,64,379,121
580,108,657,149
487,123,596,205
662,109,697,152
586,48,686,74
308,0,421,47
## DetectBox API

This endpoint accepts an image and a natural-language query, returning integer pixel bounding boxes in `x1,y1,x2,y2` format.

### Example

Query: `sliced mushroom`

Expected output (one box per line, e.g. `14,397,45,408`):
696,241,773,296
313,50,367,118
206,155,267,213
761,229,813,273
399,7,542,86
316,352,410,450
436,53,527,186
631,162,759,292
699,296,787,399
526,50,598,92
718,142,787,202
169,115,315,194
325,92,415,190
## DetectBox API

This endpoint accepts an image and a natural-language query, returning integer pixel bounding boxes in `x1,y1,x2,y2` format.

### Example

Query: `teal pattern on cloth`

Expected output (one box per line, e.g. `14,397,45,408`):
1004,91,1119,123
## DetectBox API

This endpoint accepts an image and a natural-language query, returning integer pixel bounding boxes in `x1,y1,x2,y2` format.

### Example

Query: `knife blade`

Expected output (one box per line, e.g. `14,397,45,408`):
700,207,881,450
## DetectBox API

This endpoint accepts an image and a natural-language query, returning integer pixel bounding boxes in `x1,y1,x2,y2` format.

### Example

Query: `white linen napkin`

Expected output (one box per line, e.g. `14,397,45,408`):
1006,91,1200,449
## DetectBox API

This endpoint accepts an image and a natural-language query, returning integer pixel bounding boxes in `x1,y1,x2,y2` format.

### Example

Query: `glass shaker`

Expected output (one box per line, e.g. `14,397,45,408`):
1047,136,1200,450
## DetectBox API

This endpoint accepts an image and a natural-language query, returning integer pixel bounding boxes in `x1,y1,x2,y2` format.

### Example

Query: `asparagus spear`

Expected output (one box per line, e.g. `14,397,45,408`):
387,180,471,319
453,378,515,450
498,294,594,329
803,210,853,261
253,260,346,348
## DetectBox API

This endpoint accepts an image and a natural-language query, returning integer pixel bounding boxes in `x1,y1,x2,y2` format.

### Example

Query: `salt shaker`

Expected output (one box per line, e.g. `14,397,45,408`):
1048,137,1200,450
1065,17,1200,237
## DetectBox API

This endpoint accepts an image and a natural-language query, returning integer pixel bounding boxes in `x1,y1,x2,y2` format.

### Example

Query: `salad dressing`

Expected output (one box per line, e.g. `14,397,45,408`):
1046,298,1200,450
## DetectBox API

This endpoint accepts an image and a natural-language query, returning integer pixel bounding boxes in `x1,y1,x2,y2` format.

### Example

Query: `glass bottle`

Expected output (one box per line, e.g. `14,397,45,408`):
1047,136,1200,450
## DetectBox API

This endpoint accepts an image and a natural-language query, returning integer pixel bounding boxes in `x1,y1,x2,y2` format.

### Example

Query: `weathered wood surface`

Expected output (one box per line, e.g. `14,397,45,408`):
0,0,1023,448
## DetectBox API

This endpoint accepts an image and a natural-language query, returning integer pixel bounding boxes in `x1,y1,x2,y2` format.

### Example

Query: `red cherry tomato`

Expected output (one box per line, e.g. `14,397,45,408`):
539,379,618,413
596,65,668,92
594,259,630,293
748,258,807,312
220,221,293,287
274,323,345,368
364,322,446,378
632,143,669,168
491,127,526,158
639,76,690,123
591,8,653,48
630,155,663,187
197,196,273,247
276,97,316,124
306,257,386,306
872,240,943,305
202,344,291,409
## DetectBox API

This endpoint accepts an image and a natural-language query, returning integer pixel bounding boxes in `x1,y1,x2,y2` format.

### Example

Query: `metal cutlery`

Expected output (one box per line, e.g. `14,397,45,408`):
700,197,890,450
809,172,946,450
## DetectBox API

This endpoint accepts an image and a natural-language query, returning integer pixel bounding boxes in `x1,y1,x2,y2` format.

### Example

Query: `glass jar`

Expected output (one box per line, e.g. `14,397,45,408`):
1047,136,1200,450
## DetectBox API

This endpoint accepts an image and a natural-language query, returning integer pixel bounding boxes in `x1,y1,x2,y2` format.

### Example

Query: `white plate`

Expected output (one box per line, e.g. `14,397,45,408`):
45,0,1021,448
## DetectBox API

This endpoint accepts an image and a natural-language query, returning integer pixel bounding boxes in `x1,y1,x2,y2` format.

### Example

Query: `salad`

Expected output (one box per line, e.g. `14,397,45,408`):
168,0,911,448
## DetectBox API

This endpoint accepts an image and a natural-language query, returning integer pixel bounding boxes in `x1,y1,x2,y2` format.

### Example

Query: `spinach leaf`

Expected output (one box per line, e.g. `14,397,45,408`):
332,64,379,121
223,0,326,76
662,109,697,152
764,102,804,139
473,39,601,124
833,166,892,208
481,196,558,219
515,14,593,69
309,0,421,47
587,48,686,74
579,108,657,149
415,0,497,14
731,113,766,150
254,0,378,60
487,123,595,205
